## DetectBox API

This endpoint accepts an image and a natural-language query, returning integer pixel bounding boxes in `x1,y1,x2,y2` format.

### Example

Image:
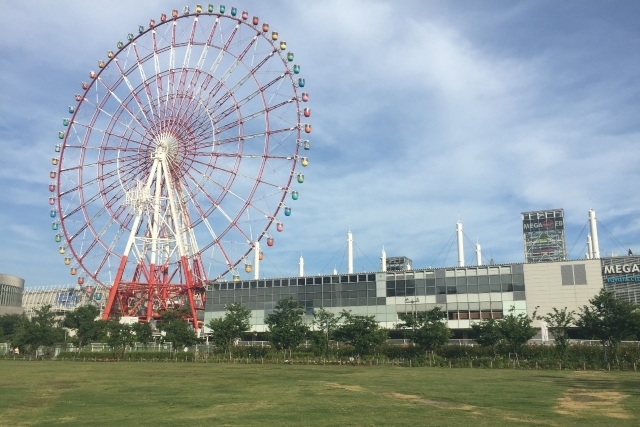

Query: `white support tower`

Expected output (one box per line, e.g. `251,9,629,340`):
347,230,354,274
587,234,593,260
253,241,260,280
381,246,387,272
299,254,304,277
589,209,600,259
456,221,465,267
476,242,482,266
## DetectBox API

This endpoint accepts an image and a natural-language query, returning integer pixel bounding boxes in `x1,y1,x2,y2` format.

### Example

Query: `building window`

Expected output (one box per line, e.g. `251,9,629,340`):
561,264,587,285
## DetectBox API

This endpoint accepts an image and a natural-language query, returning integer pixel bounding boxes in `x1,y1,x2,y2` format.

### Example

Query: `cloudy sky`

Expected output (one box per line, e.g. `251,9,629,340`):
1,0,639,288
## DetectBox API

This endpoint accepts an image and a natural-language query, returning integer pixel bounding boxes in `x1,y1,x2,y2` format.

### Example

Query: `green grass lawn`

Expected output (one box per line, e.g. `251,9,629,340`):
0,361,639,426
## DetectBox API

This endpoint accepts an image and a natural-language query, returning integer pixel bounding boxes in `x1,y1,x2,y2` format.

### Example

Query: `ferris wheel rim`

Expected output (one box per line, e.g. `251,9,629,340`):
54,9,308,287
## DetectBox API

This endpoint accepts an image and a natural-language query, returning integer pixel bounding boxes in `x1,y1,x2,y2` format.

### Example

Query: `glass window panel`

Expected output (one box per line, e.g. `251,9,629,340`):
306,278,313,285
489,275,501,284
220,284,227,290
470,311,480,319
490,283,501,293
281,280,288,287
258,281,265,288
341,275,349,283
447,285,457,294
405,287,416,296
512,274,525,284
273,280,281,287
459,311,469,320
479,284,490,293
368,274,376,281
349,275,357,283
243,282,249,289
298,278,305,286
332,276,339,283
478,276,489,285
323,276,331,284
456,284,468,294
445,277,456,287
213,284,220,290
436,285,447,295
467,276,478,285
456,277,466,286
425,278,435,287
250,281,257,288
266,280,273,288
513,283,525,292
502,283,514,292
387,288,396,297
426,286,436,296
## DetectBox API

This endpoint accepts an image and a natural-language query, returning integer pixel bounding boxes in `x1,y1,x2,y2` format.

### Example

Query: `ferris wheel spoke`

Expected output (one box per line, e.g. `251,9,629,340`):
131,43,158,123
72,100,148,142
212,97,295,137
95,77,152,135
112,58,156,130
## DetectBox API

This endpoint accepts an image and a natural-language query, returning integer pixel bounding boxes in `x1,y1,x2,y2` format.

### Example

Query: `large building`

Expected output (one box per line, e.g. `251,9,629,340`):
204,256,626,335
0,274,24,316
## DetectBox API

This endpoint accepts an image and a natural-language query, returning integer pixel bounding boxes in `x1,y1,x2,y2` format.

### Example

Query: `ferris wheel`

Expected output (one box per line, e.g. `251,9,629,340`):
49,5,311,325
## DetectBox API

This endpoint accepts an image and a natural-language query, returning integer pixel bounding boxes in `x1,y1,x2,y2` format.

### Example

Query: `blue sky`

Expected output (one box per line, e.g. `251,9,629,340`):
1,0,639,288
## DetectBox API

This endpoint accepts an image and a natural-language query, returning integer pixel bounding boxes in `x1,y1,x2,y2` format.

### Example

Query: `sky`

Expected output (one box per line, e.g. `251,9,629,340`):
1,0,639,288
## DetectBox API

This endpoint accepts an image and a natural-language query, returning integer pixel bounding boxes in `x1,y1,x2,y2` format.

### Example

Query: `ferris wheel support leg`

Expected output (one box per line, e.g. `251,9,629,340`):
103,255,129,320
180,255,199,329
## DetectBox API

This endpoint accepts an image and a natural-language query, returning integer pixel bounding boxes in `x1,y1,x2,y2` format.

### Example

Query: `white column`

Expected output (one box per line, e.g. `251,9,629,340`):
253,241,260,280
381,246,387,272
586,234,593,260
589,209,600,259
456,221,464,267
347,230,353,274
476,242,482,266
299,254,304,277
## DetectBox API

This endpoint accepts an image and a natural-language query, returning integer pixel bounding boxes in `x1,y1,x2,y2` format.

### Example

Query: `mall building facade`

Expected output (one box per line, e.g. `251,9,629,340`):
204,256,635,334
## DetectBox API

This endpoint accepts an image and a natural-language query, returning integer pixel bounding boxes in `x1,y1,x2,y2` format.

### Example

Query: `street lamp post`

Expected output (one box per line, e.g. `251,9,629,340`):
405,297,420,343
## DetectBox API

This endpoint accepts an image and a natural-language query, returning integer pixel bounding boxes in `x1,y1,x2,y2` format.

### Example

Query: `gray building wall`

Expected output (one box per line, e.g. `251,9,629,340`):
0,273,25,316
522,259,602,328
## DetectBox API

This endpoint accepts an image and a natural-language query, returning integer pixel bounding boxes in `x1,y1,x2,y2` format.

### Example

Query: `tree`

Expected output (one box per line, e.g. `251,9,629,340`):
541,307,575,357
397,307,452,354
471,318,503,357
12,305,65,355
0,314,26,344
334,310,387,357
63,305,102,351
105,321,135,355
499,308,537,354
207,303,251,356
132,322,153,349
158,306,199,350
265,297,308,357
311,308,339,358
576,289,638,364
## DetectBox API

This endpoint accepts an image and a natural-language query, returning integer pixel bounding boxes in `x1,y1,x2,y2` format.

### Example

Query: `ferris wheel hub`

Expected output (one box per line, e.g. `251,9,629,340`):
153,132,179,167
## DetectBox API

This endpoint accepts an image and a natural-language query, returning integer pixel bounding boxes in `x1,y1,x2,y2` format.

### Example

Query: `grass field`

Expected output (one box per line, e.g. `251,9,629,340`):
0,361,639,426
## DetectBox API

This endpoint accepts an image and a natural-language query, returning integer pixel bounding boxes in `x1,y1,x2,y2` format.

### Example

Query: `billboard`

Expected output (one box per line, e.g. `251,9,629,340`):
522,209,566,263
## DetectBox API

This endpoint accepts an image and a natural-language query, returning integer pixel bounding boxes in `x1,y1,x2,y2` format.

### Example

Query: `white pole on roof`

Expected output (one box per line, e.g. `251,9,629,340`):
299,253,304,277
589,209,600,259
457,221,465,267
381,246,387,272
586,234,593,260
476,241,482,266
347,230,353,274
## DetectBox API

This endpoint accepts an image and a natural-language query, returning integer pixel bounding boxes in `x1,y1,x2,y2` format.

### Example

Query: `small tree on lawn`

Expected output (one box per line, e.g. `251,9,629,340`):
265,297,308,359
158,306,199,351
576,289,638,365
12,305,65,356
500,308,537,355
63,305,102,352
132,322,153,349
471,318,503,357
0,313,27,346
105,321,135,356
334,310,387,358
397,307,452,358
541,307,575,357
207,302,252,357
311,308,339,359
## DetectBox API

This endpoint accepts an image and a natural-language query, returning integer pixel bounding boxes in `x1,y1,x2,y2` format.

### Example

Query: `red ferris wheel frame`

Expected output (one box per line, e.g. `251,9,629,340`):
50,5,311,327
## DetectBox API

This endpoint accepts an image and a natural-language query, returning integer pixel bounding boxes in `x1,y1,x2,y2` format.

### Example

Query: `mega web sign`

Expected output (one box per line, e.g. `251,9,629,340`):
603,263,640,283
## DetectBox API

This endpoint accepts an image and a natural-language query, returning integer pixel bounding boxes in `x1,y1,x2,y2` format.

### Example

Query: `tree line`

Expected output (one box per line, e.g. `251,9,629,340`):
2,288,639,365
